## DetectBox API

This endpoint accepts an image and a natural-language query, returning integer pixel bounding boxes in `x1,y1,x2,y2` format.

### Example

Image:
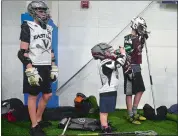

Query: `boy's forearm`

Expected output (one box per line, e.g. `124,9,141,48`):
52,62,56,66
24,52,33,68
51,52,56,66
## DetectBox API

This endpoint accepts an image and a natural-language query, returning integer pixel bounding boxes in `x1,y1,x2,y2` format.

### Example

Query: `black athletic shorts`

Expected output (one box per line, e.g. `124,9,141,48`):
124,72,145,95
23,65,52,96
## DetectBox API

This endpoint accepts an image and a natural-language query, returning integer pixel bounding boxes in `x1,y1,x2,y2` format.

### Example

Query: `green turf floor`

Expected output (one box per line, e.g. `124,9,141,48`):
1,110,178,136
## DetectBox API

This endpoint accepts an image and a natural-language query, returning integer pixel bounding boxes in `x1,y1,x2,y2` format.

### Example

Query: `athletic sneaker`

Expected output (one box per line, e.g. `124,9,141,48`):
128,116,141,125
134,114,146,121
101,126,112,133
29,124,46,136
38,120,52,128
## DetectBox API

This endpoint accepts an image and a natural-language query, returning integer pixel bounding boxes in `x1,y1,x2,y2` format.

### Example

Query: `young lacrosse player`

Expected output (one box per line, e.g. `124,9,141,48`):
122,16,149,124
17,1,58,136
91,43,126,133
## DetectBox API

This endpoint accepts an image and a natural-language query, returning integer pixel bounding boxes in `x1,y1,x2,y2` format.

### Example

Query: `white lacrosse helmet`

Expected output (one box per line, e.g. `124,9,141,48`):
130,16,147,35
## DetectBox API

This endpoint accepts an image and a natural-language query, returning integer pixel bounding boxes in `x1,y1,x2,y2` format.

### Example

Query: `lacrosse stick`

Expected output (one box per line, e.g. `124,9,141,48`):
59,117,71,136
144,32,157,115
77,130,158,136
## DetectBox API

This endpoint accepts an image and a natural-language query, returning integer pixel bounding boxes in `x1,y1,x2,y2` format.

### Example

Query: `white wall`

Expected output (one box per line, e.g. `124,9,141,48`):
57,1,177,109
57,1,151,87
2,1,177,109
2,1,26,101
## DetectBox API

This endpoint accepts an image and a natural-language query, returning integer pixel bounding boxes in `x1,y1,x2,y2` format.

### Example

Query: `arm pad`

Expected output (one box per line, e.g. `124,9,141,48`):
17,49,32,66
124,44,133,54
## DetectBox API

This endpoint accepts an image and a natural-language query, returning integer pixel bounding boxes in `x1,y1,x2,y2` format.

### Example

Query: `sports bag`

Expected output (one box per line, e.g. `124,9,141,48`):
143,104,168,120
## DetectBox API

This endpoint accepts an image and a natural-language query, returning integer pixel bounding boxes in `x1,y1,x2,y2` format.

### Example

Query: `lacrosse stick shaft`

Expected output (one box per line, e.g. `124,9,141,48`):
144,39,157,115
61,117,71,136
78,130,157,136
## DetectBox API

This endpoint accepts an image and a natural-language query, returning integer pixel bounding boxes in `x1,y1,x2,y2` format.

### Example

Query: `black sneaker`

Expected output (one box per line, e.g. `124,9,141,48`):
29,124,46,136
38,120,52,128
101,126,112,133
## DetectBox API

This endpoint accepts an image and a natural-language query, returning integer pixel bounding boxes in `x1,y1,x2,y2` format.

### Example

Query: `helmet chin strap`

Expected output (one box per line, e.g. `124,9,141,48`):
36,17,48,29
34,10,49,29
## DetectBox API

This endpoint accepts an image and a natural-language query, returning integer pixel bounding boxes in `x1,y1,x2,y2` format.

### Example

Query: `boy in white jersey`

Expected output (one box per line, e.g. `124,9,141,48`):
91,43,126,133
17,1,58,136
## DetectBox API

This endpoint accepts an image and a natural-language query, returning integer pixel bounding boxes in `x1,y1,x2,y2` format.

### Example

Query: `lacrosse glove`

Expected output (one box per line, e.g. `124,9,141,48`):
50,65,59,82
25,67,42,86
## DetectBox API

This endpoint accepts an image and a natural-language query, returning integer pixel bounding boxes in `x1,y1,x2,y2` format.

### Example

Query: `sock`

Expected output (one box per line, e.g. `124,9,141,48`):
128,110,134,117
132,106,137,115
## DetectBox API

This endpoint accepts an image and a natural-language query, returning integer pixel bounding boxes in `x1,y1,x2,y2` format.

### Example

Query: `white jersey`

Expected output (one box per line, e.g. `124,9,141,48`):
98,55,126,94
27,21,53,65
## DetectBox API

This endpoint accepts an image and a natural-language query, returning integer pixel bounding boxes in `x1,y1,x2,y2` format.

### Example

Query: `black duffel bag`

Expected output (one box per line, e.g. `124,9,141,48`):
143,103,168,120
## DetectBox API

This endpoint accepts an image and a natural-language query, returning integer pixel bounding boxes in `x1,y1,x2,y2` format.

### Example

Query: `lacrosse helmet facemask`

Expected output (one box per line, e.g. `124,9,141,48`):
27,1,50,28
131,16,147,35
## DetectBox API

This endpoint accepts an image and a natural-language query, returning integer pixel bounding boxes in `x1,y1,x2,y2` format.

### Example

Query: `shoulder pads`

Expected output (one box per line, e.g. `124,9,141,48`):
100,59,112,66
124,34,132,40
47,24,53,31
21,21,29,28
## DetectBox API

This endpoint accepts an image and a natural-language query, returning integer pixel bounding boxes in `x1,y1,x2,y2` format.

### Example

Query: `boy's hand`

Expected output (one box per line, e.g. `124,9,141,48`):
119,46,126,55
